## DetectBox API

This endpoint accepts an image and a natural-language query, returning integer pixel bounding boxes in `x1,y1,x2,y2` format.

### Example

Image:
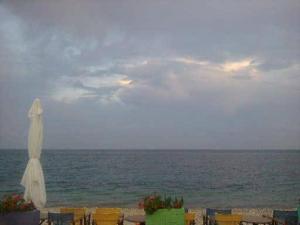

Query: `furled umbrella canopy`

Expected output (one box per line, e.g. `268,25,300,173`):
21,98,46,209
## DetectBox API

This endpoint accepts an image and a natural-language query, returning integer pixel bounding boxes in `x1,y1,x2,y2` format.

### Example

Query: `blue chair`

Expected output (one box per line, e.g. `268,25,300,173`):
47,212,74,225
203,208,232,225
273,210,298,225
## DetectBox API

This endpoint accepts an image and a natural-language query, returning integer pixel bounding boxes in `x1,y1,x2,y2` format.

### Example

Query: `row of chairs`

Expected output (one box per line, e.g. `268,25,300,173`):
47,207,123,225
47,208,196,225
46,207,298,225
203,208,299,225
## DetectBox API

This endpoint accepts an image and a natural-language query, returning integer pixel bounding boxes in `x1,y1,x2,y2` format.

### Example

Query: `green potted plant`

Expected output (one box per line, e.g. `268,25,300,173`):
0,194,39,225
139,194,185,225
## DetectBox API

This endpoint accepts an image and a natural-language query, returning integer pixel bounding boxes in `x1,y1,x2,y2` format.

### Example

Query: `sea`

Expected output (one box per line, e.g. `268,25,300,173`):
0,149,299,208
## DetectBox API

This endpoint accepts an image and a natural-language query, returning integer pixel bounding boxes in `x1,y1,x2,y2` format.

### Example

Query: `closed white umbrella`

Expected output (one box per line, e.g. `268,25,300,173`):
21,98,46,209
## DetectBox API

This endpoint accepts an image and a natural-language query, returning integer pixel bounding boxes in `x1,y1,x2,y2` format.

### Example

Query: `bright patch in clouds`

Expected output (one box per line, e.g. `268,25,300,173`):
78,74,132,89
221,59,255,72
118,79,133,86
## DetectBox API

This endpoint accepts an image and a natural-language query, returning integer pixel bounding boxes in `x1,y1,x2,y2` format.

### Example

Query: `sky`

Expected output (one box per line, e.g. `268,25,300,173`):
0,0,299,150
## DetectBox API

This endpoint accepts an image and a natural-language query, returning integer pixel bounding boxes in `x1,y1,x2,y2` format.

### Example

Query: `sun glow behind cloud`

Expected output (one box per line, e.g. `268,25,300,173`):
221,59,255,72
118,79,133,86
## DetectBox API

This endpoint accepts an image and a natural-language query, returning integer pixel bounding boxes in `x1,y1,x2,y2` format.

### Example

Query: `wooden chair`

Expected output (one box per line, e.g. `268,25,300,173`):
203,208,232,225
60,207,90,225
215,214,242,225
92,211,120,225
185,212,196,225
272,210,298,225
48,212,74,225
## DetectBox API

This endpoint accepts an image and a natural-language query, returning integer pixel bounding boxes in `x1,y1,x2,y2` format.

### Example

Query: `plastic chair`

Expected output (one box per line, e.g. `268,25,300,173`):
92,211,120,225
48,212,74,225
215,214,242,225
95,208,121,214
273,210,298,225
94,208,123,225
203,208,232,225
60,207,89,225
165,208,185,225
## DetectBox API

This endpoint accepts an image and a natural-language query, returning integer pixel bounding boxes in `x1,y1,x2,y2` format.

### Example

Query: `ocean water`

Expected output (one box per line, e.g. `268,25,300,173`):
0,149,299,208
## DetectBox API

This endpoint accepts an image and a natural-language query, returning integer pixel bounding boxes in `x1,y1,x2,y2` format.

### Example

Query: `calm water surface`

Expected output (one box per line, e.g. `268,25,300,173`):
0,149,299,208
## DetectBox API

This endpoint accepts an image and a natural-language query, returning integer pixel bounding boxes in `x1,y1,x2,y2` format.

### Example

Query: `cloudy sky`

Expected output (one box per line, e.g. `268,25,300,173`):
0,0,299,149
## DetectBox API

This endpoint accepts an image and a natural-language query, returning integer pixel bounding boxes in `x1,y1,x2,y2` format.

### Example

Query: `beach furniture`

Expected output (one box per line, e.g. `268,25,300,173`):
60,207,90,225
203,208,232,225
92,211,121,225
185,212,196,225
92,208,123,225
95,208,122,214
47,212,74,225
241,215,272,225
146,208,185,225
125,211,193,225
21,98,47,209
214,214,242,225
272,210,298,225
124,215,145,225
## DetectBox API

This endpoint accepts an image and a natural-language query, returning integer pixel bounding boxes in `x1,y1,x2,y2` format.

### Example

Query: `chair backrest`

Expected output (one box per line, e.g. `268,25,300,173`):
60,208,86,225
48,212,74,225
92,212,120,225
273,210,298,225
95,208,121,214
206,208,232,217
185,213,196,225
165,209,185,225
215,214,242,225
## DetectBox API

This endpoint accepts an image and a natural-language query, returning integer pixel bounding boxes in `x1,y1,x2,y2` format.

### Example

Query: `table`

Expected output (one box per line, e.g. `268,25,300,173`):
241,215,272,225
125,215,145,225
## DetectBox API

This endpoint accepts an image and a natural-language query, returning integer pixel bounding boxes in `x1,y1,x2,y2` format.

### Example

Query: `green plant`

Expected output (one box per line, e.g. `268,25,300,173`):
0,194,35,214
139,194,184,214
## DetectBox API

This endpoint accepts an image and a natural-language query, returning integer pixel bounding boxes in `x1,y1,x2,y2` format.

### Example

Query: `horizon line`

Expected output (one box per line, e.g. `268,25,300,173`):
0,148,299,151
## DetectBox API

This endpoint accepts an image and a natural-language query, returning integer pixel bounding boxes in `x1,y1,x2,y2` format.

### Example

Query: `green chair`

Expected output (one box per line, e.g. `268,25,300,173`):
146,208,185,225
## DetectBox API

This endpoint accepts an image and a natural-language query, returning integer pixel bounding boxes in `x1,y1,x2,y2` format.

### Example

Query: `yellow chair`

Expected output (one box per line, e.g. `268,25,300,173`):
215,214,242,225
60,207,88,225
92,211,120,225
95,208,121,214
185,212,196,225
